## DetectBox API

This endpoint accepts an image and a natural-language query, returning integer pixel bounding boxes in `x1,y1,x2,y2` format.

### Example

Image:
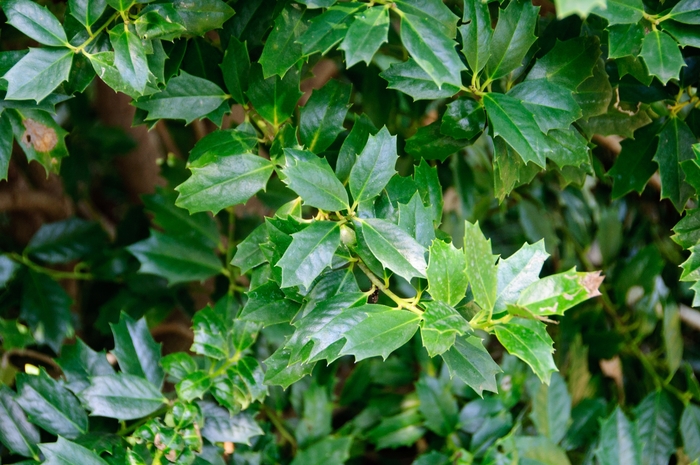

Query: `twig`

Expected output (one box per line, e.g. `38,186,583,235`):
0,190,73,219
2,348,63,376
680,304,700,331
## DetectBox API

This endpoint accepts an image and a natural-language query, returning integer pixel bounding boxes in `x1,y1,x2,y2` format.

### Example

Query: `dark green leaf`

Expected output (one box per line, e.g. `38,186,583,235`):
56,339,114,394
595,407,642,465
289,436,352,465
127,230,222,285
574,58,613,120
634,390,678,465
161,353,197,382
6,109,69,176
340,309,420,361
414,159,443,226
0,318,35,350
508,80,581,133
176,371,212,402
416,375,458,436
26,218,105,264
173,0,235,36
82,373,166,420
380,58,460,101
661,20,700,48
530,372,571,443
259,4,311,78
282,155,350,211
669,0,700,24
653,117,696,212
336,113,378,183
486,0,539,80
187,127,257,168
358,218,428,281
494,318,557,384
4,48,72,102
394,0,459,37
464,221,498,312
277,221,341,289
4,0,68,46
682,403,700,462
349,126,398,203
21,270,72,352
221,37,250,105
405,121,471,162
231,224,268,274
420,300,470,357
110,313,164,388
441,335,500,396
460,0,492,74
673,208,700,249
109,25,149,95
591,0,645,24
440,97,486,140
608,23,645,58
246,64,302,127
299,80,351,152
263,346,315,388
526,37,600,90
240,281,300,325
426,239,468,307
640,31,686,84
0,385,40,459
134,5,187,41
398,192,435,248
200,402,263,444
298,3,364,56
0,113,12,181
69,0,107,28
339,6,389,67
607,121,660,198
40,437,109,465
366,408,425,450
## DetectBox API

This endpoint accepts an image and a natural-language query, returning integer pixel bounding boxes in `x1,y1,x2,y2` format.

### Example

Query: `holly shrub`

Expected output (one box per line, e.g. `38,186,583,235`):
0,0,699,463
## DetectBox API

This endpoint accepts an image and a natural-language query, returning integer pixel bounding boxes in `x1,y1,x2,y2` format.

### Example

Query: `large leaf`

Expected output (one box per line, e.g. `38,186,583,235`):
276,221,341,289
394,0,459,37
380,58,460,101
110,313,164,388
508,80,581,133
282,155,350,211
240,281,301,325
299,80,352,152
653,117,696,212
358,218,428,281
246,64,302,127
3,48,73,102
187,127,258,168
634,391,678,465
26,218,106,264
4,0,68,46
460,0,492,74
416,376,458,436
485,0,539,80
81,373,166,421
258,4,310,78
530,372,571,443
494,318,557,384
340,309,420,361
349,127,398,204
221,36,250,104
494,240,548,313
426,239,468,307
134,4,187,41
339,6,389,67
525,37,600,90
441,335,500,396
669,0,700,24
39,437,109,465
127,230,222,285
464,221,498,312
514,268,603,316
0,385,40,459
595,407,642,465
21,270,72,352
440,97,486,140
175,154,274,214
640,31,686,84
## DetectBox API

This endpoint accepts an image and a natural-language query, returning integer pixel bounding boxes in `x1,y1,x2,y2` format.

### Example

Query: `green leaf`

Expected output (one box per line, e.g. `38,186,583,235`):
514,436,571,465
221,37,250,105
653,117,696,212
640,31,686,84
277,221,341,289
263,347,315,388
69,0,107,28
380,58,460,100
110,313,164,388
0,385,40,459
349,126,398,203
298,3,364,56
595,407,642,465
441,335,500,396
4,0,68,46
494,318,557,384
127,230,222,285
176,371,212,402
5,109,69,175
299,80,351,152
398,192,435,248
0,318,35,350
191,305,228,359
608,23,645,58
394,0,459,37
663,303,683,376
173,0,235,36
463,221,498,312
634,390,678,465
553,0,605,18
81,373,166,420
25,218,105,264
669,0,700,24
404,121,471,162
133,71,228,124
526,37,600,90
336,113,378,183
106,0,133,13
56,339,114,394
0,113,12,181
682,403,700,462
240,281,301,325
414,159,443,226
460,0,492,74
231,224,268,274
495,240,549,313
608,120,660,198
673,208,700,249
187,127,257,168
282,155,350,211
426,239,468,307
109,25,149,95
662,20,700,48
592,0,644,24
21,270,72,353
246,64,302,127
366,408,425,450
440,97,486,140
290,436,352,465
162,353,197,382
40,437,109,465
358,218,428,281
3,48,73,102
339,6,389,67
485,0,539,80
175,154,274,215
681,144,700,193
420,300,470,357
15,369,87,438
530,372,571,443
340,309,420,361
574,57,613,120
199,402,263,444
399,12,464,89
514,268,603,316
483,92,549,168
259,4,310,78
134,5,187,41
416,375,458,436
508,80,582,133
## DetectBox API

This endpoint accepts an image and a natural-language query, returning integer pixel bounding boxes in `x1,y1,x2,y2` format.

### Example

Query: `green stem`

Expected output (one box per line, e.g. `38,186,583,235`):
261,404,297,454
356,261,423,315
70,12,121,54
9,253,94,281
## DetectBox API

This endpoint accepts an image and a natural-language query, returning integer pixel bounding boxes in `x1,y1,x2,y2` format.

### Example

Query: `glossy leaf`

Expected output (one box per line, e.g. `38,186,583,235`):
640,31,686,84
420,300,470,357
608,23,645,58
494,318,557,384
596,407,642,465
109,25,149,95
26,218,105,264
21,270,72,353
339,6,389,67
485,0,539,80
4,48,73,102
40,437,109,465
508,80,581,133
221,37,250,104
591,0,645,24
398,192,435,248
441,98,486,140
56,339,114,394
283,155,350,211
246,64,302,127
349,127,398,203
110,313,163,388
380,59,460,101
299,79,352,152
336,113,378,183
464,221,498,312
460,0,492,74
0,385,40,459
173,0,234,36
134,5,187,41
514,268,603,316
176,371,212,402
394,0,458,37
653,117,696,212
404,121,470,162
277,221,341,289
340,309,420,361
494,240,548,313
441,335,500,396
200,402,263,444
526,37,600,90
358,218,428,281
4,0,68,46
240,281,301,325
608,120,660,198
82,374,166,420
69,0,107,28
682,403,700,462
426,239,468,307
298,3,364,56
259,4,310,78
634,390,678,465
670,0,700,24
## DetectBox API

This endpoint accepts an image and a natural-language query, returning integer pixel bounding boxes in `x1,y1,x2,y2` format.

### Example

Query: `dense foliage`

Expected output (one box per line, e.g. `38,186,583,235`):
0,0,700,463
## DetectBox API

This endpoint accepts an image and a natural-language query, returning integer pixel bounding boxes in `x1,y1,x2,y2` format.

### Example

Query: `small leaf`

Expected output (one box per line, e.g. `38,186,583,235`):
240,281,301,325
173,0,235,36
426,239,468,307
486,0,539,80
653,117,696,212
176,154,274,215
495,240,549,313
673,208,700,249
349,126,398,203
109,25,149,95
595,407,642,465
40,437,109,465
277,221,341,289
414,159,443,226
358,218,428,281
127,230,222,285
416,376,458,436
4,0,68,46
441,335,501,396
161,353,197,382
110,313,164,389
82,373,166,420
440,97,486,140
607,120,660,198
21,270,72,353
380,58,460,101
299,79,352,153
339,6,389,67
336,113,378,183
221,37,250,105
640,31,686,84
420,300,470,357
0,385,40,459
259,4,311,78
464,221,498,312
246,64,302,127
340,309,420,361
608,23,645,58
199,402,263,444
3,48,73,102
494,318,557,384
530,372,571,443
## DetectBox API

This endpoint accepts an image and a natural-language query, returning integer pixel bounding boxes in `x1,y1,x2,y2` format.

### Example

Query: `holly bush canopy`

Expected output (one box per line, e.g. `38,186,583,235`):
0,0,699,463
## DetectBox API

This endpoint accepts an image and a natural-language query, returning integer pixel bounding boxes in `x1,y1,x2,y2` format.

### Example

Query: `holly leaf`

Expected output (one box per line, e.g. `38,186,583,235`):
494,318,557,384
608,23,645,58
514,268,603,316
553,0,605,18
277,221,341,289
398,192,435,248
416,375,458,436
199,402,263,444
299,79,352,153
339,6,389,67
394,0,458,37
595,407,642,465
259,4,310,79
426,239,468,307
464,221,498,312
508,80,581,133
3,48,73,102
298,3,364,56
441,335,501,396
4,0,68,46
110,313,164,389
414,160,443,226
357,218,428,281
56,339,114,394
81,374,166,420
176,371,212,402
282,155,350,211
173,0,234,36
21,270,72,353
134,5,187,41
404,121,471,162
109,25,149,95
380,59,460,101
187,127,257,168
640,31,686,84
526,37,600,90
670,0,700,24
40,437,109,465
460,0,492,74
607,120,660,198
574,58,613,120
336,113,378,183
485,0,539,80
349,127,398,203
653,117,696,212
220,36,250,105
0,385,40,459
673,208,700,249
240,281,301,326
290,436,352,465
440,97,486,140
340,309,420,361
591,0,645,24
246,64,302,127
494,240,549,313
420,300,470,357
69,0,107,28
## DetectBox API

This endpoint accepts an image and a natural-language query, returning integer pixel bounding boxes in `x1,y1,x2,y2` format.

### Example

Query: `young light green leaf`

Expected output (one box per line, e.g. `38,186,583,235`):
39,437,109,465
340,309,420,361
349,126,398,203
298,3,364,56
640,31,686,84
175,154,274,214
595,407,642,465
464,221,498,312
358,218,428,281
508,80,582,133
172,0,235,36
441,97,486,140
494,318,557,384
277,221,341,289
553,0,605,18
127,229,221,286
441,335,501,396
494,240,549,313
526,37,600,90
380,58,460,101
110,313,164,388
4,0,68,46
133,71,228,124
299,79,351,152
460,0,492,74
81,374,166,421
0,385,39,459
246,64,302,127
591,0,645,24
3,48,73,102
69,0,107,28
176,371,212,402
282,155,350,211
530,372,571,444
15,370,87,439
653,117,696,212
682,403,700,462
485,0,539,80
416,375,458,436
259,4,310,78
21,270,72,353
634,390,678,465
221,37,250,105
515,268,603,316
109,25,149,95
339,6,389,67
426,239,468,306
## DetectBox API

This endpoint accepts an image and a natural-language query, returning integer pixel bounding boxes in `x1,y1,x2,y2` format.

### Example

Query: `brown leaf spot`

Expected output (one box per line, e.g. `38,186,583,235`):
582,271,604,298
154,433,165,450
22,119,58,152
